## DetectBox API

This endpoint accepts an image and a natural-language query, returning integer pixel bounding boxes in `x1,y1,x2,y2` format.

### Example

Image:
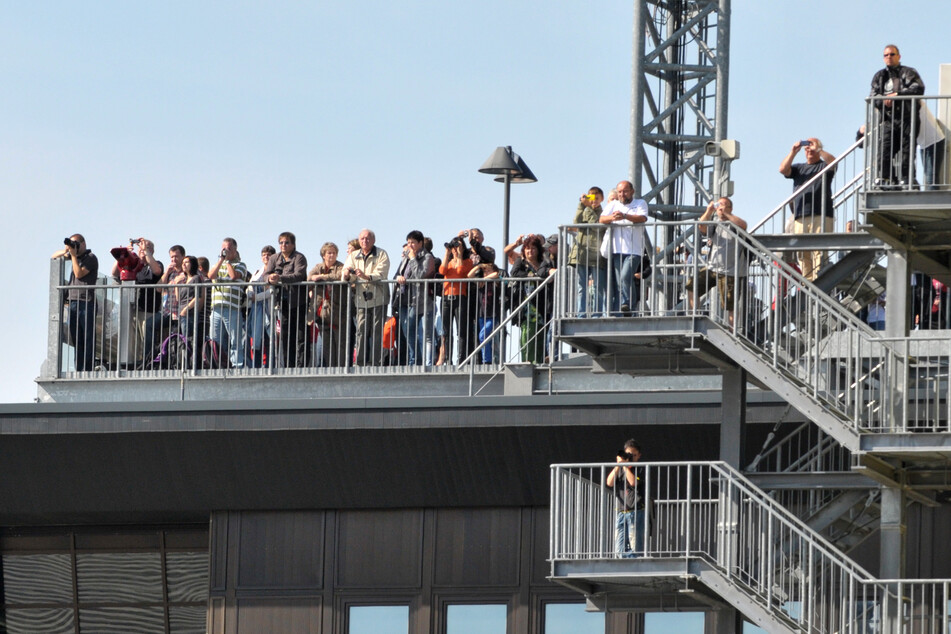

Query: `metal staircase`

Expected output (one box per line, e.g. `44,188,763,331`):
550,461,950,634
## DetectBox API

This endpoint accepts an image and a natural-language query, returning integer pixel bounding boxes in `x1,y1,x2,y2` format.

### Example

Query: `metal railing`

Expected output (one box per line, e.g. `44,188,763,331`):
865,95,951,193
48,259,568,379
551,461,951,634
556,219,951,437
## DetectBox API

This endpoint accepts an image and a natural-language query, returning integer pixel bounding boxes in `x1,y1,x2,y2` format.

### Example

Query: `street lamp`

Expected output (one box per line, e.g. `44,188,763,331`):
478,146,537,271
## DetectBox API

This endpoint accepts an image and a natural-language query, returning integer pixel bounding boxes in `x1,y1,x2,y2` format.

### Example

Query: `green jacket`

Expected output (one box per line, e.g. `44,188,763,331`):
567,202,607,267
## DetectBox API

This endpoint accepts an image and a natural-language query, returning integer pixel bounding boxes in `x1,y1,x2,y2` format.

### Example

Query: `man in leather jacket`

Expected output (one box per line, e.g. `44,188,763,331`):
870,44,924,187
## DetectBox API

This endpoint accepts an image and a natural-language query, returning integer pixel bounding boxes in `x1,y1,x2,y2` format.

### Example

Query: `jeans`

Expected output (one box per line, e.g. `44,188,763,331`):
398,305,422,365
477,317,498,364
210,305,247,368
610,253,642,313
247,300,271,368
615,509,646,558
68,299,96,371
575,262,606,317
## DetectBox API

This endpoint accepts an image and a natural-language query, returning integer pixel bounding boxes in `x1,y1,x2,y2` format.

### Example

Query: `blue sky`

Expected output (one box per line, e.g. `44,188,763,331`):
2,0,949,403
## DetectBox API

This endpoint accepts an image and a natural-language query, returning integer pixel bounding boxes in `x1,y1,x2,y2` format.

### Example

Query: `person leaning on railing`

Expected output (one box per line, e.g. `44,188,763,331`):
605,439,646,558
308,242,347,368
439,237,474,365
52,234,99,372
264,231,309,368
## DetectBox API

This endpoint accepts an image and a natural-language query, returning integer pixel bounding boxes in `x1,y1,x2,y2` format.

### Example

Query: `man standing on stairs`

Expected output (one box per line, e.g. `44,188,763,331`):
779,138,836,282
686,197,748,327
870,44,924,190
606,439,646,558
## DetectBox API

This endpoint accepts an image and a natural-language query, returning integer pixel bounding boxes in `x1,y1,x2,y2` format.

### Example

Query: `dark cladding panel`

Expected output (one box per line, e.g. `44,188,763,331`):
336,510,422,589
433,508,521,588
236,511,324,590
235,597,321,633
531,508,551,586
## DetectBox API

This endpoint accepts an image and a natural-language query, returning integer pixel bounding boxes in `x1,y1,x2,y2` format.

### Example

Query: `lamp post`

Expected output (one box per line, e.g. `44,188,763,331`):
478,146,537,273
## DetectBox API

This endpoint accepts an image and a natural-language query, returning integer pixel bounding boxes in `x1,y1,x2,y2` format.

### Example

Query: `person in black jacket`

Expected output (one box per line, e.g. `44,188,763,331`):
870,44,925,187
606,439,646,558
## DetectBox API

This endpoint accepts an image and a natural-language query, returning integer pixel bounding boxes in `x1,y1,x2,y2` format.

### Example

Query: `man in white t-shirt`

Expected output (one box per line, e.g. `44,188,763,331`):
599,180,649,315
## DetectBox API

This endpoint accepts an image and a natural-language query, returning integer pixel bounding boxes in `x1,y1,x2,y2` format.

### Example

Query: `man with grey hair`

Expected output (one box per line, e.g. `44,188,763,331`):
342,229,390,365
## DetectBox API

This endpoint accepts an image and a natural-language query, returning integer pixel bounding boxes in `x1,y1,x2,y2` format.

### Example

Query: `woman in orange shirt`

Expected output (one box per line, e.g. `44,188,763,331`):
439,237,475,364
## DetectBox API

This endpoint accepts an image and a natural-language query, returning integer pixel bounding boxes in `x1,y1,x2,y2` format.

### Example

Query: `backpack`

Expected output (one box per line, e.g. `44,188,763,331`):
151,333,190,370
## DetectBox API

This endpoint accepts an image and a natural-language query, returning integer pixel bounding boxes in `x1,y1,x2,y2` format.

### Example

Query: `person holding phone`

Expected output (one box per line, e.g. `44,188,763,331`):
779,137,836,281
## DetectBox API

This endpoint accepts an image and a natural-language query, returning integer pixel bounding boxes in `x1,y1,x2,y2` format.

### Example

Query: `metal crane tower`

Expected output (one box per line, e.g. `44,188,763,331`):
631,0,731,220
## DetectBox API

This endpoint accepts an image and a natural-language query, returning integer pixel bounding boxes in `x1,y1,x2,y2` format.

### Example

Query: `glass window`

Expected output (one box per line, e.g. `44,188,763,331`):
446,604,507,634
743,623,768,633
348,605,409,634
644,612,704,632
544,603,603,634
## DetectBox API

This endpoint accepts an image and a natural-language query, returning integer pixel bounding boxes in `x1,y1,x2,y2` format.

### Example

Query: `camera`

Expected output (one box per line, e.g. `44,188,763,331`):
63,237,80,250
617,450,633,461
220,248,228,259
799,139,812,147
362,290,374,301
444,237,463,250
462,230,469,239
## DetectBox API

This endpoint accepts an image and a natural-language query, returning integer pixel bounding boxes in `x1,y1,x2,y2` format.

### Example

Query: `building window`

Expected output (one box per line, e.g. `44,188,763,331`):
445,604,507,633
347,604,409,634
543,602,604,633
0,527,207,634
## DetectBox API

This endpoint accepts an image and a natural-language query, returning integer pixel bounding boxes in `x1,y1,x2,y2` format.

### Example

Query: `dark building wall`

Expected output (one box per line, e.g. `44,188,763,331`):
207,507,594,634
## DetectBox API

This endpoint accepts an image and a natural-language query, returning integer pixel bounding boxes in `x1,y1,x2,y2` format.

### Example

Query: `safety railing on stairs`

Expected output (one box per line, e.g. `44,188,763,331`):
556,220,920,441
551,461,951,634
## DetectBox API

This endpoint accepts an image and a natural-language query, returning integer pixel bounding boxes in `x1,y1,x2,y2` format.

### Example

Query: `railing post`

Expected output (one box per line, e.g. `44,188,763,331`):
45,258,66,380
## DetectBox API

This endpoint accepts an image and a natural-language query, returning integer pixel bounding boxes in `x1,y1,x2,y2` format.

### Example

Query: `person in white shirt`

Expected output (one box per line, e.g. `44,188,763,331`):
599,180,649,315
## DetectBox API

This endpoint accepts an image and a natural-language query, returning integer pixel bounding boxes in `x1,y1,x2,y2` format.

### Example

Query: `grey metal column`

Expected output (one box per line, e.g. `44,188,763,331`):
719,368,746,469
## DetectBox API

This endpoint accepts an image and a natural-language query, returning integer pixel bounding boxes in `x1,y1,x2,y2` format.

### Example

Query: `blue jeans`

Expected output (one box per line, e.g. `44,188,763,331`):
575,262,606,317
247,300,270,367
210,305,247,368
615,509,646,558
610,254,642,313
477,317,498,364
399,306,422,366
68,299,96,371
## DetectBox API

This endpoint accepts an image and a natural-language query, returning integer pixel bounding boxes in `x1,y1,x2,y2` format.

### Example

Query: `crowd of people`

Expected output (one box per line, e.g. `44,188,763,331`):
53,224,568,371
52,44,949,372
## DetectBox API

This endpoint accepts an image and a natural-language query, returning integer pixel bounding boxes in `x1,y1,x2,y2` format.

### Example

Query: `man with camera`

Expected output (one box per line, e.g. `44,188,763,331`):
779,138,836,281
52,234,99,371
110,238,165,365
342,229,390,366
605,439,646,558
264,232,308,368
208,238,248,369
